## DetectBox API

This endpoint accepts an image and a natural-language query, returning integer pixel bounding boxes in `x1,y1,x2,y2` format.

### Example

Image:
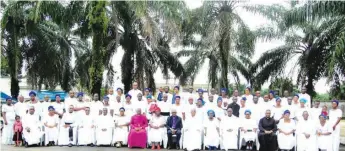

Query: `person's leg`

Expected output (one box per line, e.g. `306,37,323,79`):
167,131,173,149
68,127,73,147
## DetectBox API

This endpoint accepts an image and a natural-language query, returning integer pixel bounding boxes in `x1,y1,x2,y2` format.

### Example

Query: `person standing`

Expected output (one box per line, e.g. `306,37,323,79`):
89,93,103,118
242,87,253,106
281,90,290,106
27,91,40,117
64,91,77,112
299,87,311,108
158,93,171,119
13,116,23,147
43,106,59,146
116,88,125,102
328,100,342,151
258,109,278,151
311,101,322,121
128,108,148,148
52,94,65,119
220,88,229,109
172,86,180,104
128,82,143,103
2,97,15,145
227,97,240,118
14,95,27,118
123,94,134,116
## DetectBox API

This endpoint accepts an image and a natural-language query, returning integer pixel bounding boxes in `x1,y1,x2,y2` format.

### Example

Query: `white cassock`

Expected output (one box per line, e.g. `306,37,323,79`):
249,104,263,124
158,100,171,119
75,101,88,117
58,112,77,145
52,102,65,116
221,115,239,150
14,101,27,118
184,92,196,104
64,97,77,111
43,114,59,145
89,101,103,118
310,107,322,122
22,113,43,145
239,118,257,145
1,104,15,144
296,119,317,151
148,115,166,143
108,94,116,103
316,121,333,151
111,101,124,116
96,115,113,145
171,104,184,118
123,102,134,117
78,114,95,145
277,119,296,150
183,104,195,120
128,89,142,103
260,101,274,117
295,107,309,121
204,118,220,147
328,108,342,151
281,97,288,107
26,102,41,117
298,93,311,108
165,92,173,104
184,116,203,151
195,106,206,124
272,106,285,121
112,115,130,145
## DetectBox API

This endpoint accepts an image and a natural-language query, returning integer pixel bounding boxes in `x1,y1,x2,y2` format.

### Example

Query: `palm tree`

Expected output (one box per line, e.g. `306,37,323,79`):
251,1,345,97
177,1,256,90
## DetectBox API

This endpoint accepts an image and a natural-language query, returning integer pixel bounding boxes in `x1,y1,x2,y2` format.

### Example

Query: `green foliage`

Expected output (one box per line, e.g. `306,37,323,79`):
0,55,9,76
269,77,294,96
314,93,330,102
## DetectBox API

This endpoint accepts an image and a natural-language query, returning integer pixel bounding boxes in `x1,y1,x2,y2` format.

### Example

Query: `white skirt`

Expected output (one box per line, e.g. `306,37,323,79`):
1,120,14,145
278,133,295,150
112,127,128,144
149,128,163,143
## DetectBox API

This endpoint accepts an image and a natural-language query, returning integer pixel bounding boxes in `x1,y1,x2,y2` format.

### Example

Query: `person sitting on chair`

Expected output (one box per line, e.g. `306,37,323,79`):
166,108,183,149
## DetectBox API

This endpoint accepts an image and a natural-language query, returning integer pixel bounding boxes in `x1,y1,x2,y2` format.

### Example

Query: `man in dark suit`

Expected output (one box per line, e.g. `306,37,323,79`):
166,108,183,149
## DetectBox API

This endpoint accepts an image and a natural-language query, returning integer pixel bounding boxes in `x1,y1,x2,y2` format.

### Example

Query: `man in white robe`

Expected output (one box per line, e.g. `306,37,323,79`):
205,95,217,110
184,87,196,104
298,87,311,108
220,108,239,150
112,95,124,116
96,108,113,146
14,95,27,118
128,82,143,103
210,88,219,102
58,105,77,147
40,95,52,119
74,92,88,117
296,111,317,151
158,93,171,119
280,90,290,106
64,91,77,111
43,106,59,146
284,97,297,120
310,101,322,121
89,93,103,118
254,91,264,104
22,106,44,147
184,108,203,151
77,107,95,146
107,88,116,102
183,97,195,121
329,100,342,151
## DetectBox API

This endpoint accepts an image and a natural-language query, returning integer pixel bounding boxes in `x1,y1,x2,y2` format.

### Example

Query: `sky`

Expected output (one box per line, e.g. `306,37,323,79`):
110,0,330,93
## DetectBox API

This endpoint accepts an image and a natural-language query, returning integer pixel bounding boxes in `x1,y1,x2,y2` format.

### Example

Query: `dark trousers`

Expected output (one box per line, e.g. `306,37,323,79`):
258,133,277,151
167,129,181,148
69,127,73,142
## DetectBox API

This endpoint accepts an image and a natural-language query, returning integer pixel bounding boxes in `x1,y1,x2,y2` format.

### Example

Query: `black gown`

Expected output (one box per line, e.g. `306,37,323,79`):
258,117,278,151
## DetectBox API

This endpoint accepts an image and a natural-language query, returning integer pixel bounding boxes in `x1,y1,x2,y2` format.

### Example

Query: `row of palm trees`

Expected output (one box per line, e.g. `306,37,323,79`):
1,1,344,99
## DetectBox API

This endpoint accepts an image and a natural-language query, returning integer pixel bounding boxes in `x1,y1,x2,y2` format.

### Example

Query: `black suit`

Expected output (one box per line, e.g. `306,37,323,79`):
166,115,183,149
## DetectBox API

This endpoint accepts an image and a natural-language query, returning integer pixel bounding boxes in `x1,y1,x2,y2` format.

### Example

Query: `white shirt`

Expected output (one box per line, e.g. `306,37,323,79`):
64,97,77,110
52,102,65,115
128,89,143,103
88,101,103,117
171,104,184,118
111,101,124,116
43,114,59,127
242,94,253,106
14,101,27,118
158,101,171,113
299,93,311,108
328,109,342,127
27,102,41,116
281,97,289,107
2,104,15,121
310,107,322,121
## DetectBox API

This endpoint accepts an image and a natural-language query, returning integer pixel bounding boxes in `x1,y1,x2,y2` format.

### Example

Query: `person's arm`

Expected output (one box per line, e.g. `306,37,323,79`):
272,120,278,133
333,110,342,129
258,118,265,132
166,117,171,129
179,118,183,130
2,112,7,125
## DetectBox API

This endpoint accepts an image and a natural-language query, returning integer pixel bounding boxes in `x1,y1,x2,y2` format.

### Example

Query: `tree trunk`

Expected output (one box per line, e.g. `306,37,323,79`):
7,25,20,99
88,1,108,99
219,33,230,92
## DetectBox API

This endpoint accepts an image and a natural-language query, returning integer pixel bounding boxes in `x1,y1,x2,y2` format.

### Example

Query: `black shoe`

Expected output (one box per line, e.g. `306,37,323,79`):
25,142,28,148
90,143,94,147
68,143,72,147
176,146,180,150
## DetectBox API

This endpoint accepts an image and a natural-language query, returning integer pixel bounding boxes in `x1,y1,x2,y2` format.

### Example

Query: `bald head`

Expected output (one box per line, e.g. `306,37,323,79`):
18,95,24,103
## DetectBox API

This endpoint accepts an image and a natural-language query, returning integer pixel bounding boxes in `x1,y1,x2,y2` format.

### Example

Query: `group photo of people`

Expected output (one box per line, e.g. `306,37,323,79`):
1,83,343,151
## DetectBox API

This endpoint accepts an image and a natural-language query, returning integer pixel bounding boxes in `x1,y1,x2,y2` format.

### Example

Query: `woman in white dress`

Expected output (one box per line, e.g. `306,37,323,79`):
204,110,220,150
123,94,134,116
316,114,333,151
239,109,257,150
112,107,130,147
277,110,296,151
272,98,285,122
328,100,342,151
43,106,59,146
1,97,15,145
148,106,166,149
